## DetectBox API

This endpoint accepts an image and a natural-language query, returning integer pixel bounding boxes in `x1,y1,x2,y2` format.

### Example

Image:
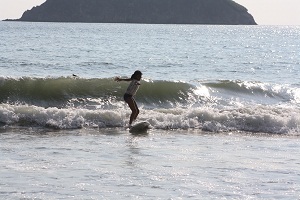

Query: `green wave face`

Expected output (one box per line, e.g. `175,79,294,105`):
0,77,196,108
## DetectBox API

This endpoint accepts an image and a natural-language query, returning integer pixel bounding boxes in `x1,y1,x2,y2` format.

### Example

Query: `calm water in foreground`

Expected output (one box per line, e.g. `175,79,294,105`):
1,128,299,199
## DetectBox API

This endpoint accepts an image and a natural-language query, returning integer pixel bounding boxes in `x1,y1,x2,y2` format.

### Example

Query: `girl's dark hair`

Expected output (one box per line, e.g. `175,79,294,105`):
130,70,142,80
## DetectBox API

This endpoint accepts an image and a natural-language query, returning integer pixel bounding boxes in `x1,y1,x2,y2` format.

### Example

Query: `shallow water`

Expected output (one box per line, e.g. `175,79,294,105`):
1,128,299,199
1,22,300,199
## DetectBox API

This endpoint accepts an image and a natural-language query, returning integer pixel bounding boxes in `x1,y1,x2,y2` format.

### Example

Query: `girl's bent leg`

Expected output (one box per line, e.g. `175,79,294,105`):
125,98,139,125
132,99,139,121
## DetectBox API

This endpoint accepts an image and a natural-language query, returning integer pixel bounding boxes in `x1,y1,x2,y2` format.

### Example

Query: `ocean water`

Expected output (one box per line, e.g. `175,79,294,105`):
0,22,300,199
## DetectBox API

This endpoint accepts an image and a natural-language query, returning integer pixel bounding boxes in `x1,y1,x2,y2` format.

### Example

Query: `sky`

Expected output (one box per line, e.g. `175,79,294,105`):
0,0,300,25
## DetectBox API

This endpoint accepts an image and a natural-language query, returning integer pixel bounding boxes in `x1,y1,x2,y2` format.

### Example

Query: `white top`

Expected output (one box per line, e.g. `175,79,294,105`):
126,79,140,96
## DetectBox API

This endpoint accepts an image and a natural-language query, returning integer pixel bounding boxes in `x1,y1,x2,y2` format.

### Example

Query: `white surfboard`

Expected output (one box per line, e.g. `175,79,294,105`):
129,121,151,133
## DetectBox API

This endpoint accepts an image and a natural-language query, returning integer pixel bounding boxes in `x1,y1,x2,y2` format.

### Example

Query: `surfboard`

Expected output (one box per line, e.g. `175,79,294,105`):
129,121,151,134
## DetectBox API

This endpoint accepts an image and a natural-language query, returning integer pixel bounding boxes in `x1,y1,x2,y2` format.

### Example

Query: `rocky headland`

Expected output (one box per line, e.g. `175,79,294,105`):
14,0,256,25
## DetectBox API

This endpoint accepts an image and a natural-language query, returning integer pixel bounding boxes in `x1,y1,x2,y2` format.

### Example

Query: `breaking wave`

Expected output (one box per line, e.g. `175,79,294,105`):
0,77,299,134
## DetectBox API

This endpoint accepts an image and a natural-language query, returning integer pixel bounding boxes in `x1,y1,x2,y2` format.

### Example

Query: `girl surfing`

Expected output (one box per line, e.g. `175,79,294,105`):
115,70,142,127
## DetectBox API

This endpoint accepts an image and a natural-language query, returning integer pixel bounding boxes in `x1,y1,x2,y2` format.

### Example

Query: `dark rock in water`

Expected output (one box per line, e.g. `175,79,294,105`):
15,0,256,25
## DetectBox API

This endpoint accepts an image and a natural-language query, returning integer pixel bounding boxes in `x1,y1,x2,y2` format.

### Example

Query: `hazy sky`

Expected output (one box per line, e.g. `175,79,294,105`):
0,0,299,25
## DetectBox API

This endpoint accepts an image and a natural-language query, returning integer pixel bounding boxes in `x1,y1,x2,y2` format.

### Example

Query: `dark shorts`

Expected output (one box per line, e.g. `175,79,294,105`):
123,93,133,102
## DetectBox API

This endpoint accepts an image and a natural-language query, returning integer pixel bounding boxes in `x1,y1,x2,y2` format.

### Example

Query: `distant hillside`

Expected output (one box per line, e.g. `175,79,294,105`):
16,0,256,25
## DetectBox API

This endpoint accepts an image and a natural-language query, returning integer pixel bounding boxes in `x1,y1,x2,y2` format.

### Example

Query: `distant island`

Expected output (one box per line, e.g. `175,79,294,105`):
11,0,257,25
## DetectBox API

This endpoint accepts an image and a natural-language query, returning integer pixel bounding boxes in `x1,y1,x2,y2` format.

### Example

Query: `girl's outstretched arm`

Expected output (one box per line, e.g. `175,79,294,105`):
115,77,131,82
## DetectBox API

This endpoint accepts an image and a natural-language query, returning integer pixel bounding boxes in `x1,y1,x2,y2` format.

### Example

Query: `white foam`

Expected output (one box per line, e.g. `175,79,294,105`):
1,103,299,134
0,104,126,129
